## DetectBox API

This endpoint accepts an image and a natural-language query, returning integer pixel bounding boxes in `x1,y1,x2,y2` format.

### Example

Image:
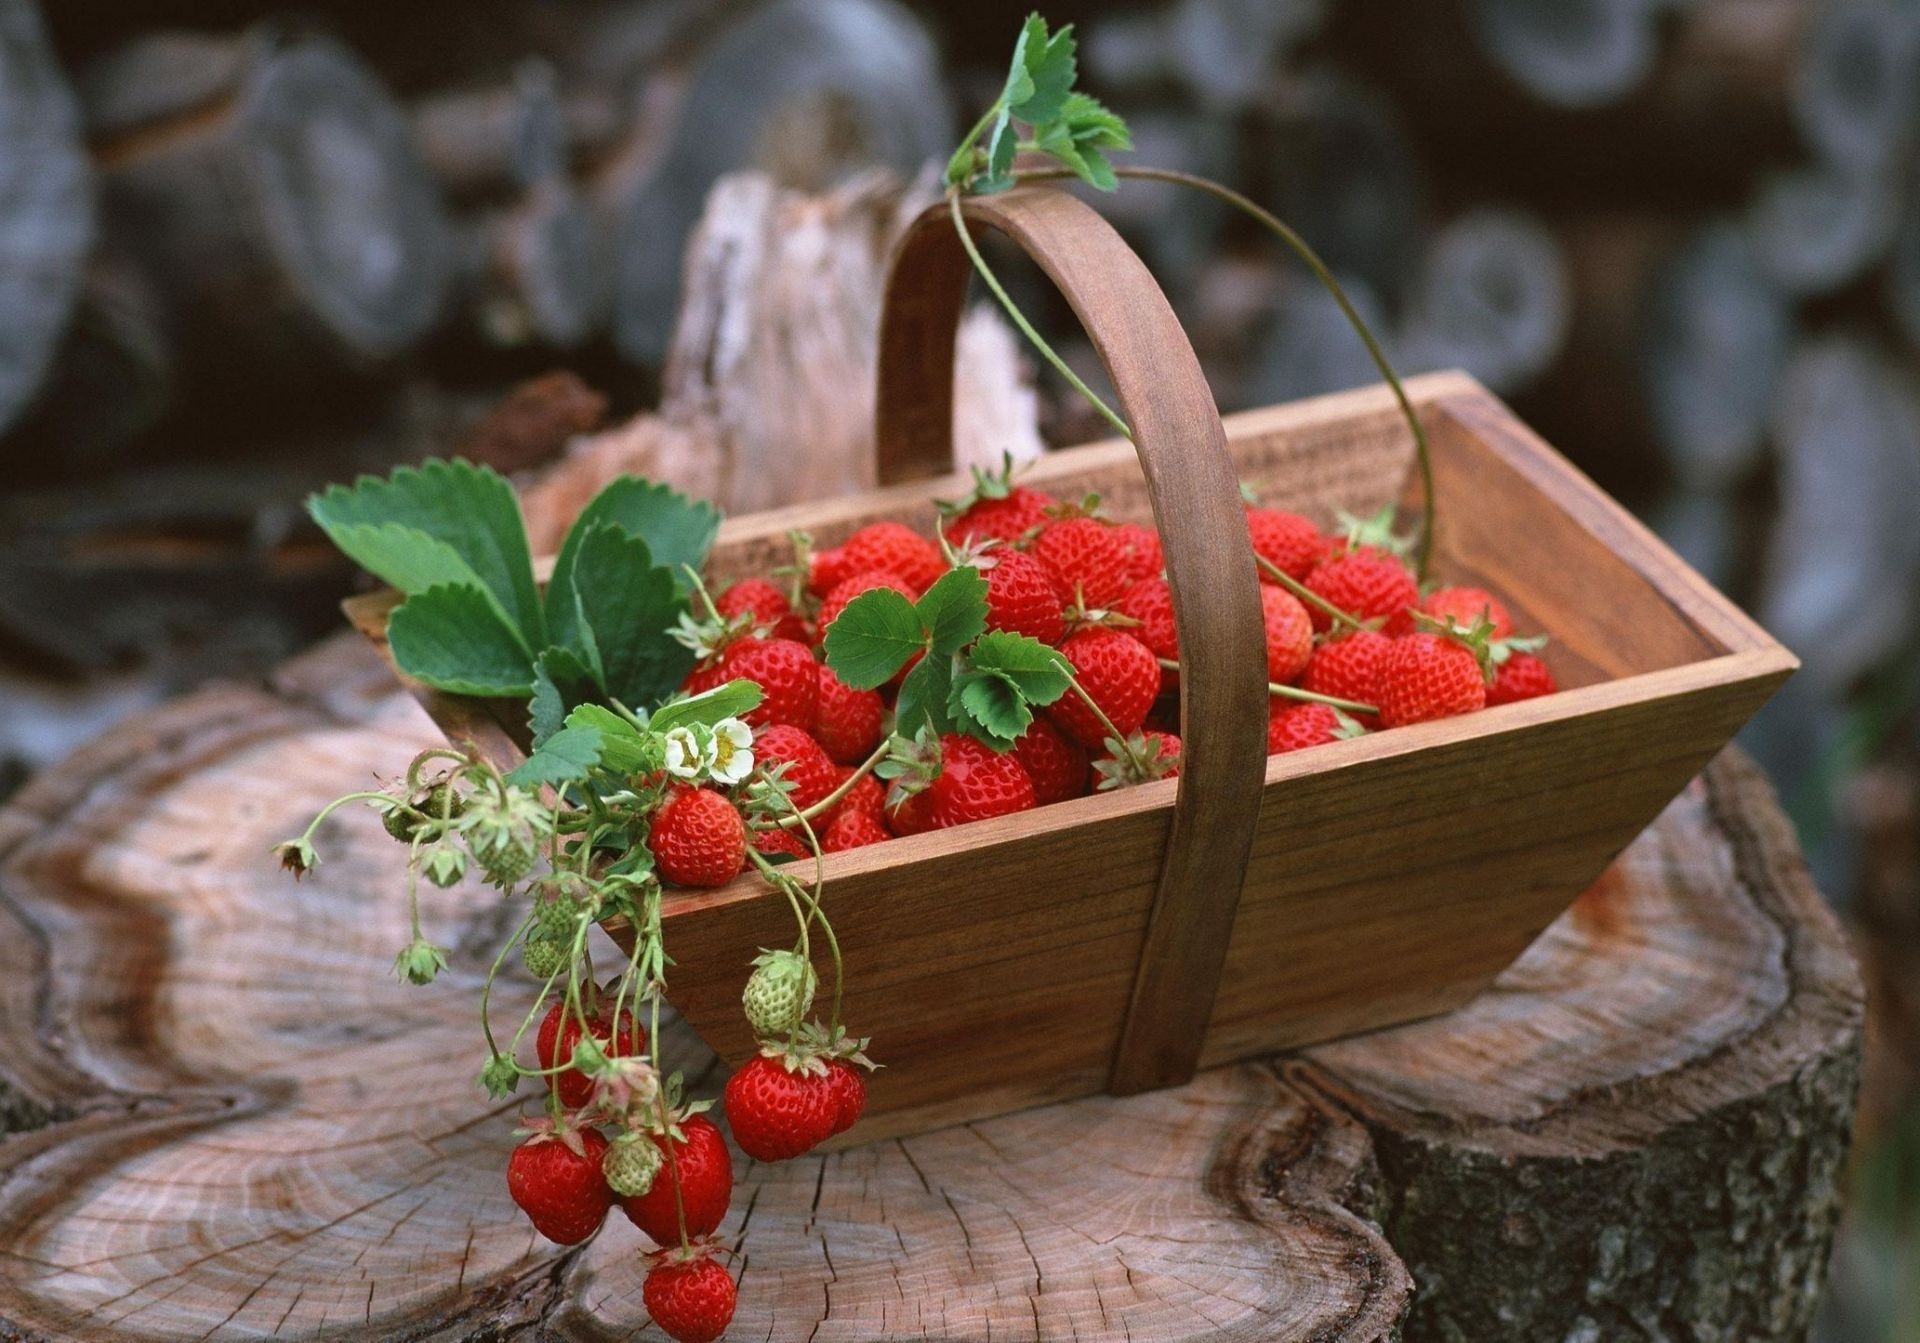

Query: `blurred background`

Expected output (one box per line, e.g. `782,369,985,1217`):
1,0,1915,1333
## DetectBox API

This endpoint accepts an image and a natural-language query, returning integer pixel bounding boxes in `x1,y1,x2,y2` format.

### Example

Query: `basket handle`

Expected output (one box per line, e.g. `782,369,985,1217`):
874,187,1270,1096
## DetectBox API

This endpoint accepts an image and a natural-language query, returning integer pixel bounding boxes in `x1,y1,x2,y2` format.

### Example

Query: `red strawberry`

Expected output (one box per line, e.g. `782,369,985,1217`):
839,521,945,593
644,1252,737,1343
885,788,936,837
536,1000,646,1110
814,664,885,764
649,788,746,888
507,1125,612,1245
1246,507,1330,582
1379,633,1488,727
1094,729,1181,789
979,548,1067,645
620,1114,734,1245
808,545,855,597
713,577,808,642
1114,522,1163,583
1048,629,1160,748
1029,516,1131,610
1301,629,1392,719
940,462,1056,547
907,734,1038,830
1010,715,1090,806
826,769,885,824
1487,650,1557,706
1303,547,1418,633
753,826,809,860
823,1059,868,1135
753,724,838,812
816,568,914,635
719,636,819,730
724,1054,838,1161
1416,586,1512,639
1267,701,1362,754
1116,575,1179,692
822,807,890,852
1260,586,1314,684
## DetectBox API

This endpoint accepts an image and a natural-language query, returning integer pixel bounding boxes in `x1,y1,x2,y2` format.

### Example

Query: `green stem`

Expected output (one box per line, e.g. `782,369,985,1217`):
283,790,392,850
758,740,889,831
1152,657,1378,715
1064,671,1129,749
948,190,1132,442
1256,556,1366,633
479,909,538,1062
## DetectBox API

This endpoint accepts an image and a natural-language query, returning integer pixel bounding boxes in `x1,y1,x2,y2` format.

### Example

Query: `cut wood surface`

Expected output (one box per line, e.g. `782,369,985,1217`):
0,631,1860,1341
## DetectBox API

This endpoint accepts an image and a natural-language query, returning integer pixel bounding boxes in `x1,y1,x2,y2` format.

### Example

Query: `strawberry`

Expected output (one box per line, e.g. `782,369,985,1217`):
814,664,885,764
1411,585,1513,640
822,807,890,852
1093,729,1181,789
978,548,1067,645
536,999,646,1110
620,1114,733,1245
838,520,946,593
1048,629,1160,748
826,768,885,824
1267,701,1364,754
1029,516,1131,610
713,577,809,643
753,826,809,860
644,1251,737,1343
885,788,936,837
1010,715,1090,806
906,734,1038,830
648,788,746,888
1301,629,1392,720
753,724,839,812
1487,650,1557,706
1379,632,1488,727
718,636,818,730
1260,586,1313,684
808,545,856,597
1114,521,1163,583
1116,575,1179,692
507,1123,612,1245
823,1058,868,1135
724,1053,838,1161
1303,547,1418,633
816,568,914,635
939,458,1057,547
1246,506,1330,582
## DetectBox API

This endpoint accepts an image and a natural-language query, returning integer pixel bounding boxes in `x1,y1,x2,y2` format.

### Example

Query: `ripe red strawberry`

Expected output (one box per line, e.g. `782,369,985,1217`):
536,1000,646,1110
1267,701,1362,754
713,577,809,642
1301,629,1392,720
823,1059,867,1135
979,548,1067,645
718,636,818,730
1379,633,1488,727
1487,650,1558,706
940,462,1057,547
649,788,746,888
885,787,936,837
1029,516,1131,610
724,1054,838,1161
753,826,809,859
1048,629,1160,748
1010,715,1090,806
916,734,1038,829
1303,547,1418,633
822,807,890,852
839,520,945,593
816,568,914,635
1260,586,1314,684
644,1252,737,1343
1114,522,1163,582
753,724,838,812
814,664,885,764
1397,585,1513,640
507,1125,612,1245
808,545,855,597
620,1114,734,1245
1247,507,1330,582
826,768,884,824
1116,575,1179,692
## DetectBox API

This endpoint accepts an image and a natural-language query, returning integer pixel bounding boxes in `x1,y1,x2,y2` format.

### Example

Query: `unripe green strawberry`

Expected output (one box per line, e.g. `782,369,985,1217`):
602,1134,665,1198
382,782,464,842
523,927,570,979
461,786,552,887
742,949,816,1039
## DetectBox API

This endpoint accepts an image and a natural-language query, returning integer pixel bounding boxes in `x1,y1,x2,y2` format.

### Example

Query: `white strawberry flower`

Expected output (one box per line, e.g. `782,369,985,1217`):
709,718,755,785
662,727,708,780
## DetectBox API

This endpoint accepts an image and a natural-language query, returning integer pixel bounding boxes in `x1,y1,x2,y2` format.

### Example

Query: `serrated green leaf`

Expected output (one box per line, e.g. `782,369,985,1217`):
550,523,692,709
1006,13,1076,126
918,566,989,658
1061,92,1131,149
388,585,536,697
822,587,925,689
322,523,498,607
1000,13,1042,109
548,476,721,623
1078,145,1117,191
530,647,601,747
650,679,764,733
309,459,545,648
564,704,656,774
505,723,605,789
895,652,956,737
967,630,1071,705
951,670,1032,746
985,111,1018,190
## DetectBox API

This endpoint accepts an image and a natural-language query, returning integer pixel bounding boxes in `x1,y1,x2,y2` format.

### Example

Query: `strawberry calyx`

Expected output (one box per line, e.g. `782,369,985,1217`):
796,1020,877,1071
754,1033,832,1078
1334,505,1415,559
1328,708,1370,740
1091,730,1180,790
644,1234,731,1268
1489,631,1550,667
1037,492,1108,525
513,1111,597,1158
873,728,942,810
935,451,1028,516
1410,609,1502,683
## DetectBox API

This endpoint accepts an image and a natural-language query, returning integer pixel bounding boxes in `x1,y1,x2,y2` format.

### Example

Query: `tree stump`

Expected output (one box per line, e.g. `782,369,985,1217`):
0,631,1862,1341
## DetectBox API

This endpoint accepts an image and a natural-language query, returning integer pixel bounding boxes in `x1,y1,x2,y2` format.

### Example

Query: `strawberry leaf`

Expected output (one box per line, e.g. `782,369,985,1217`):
563,704,657,775
387,584,537,697
549,476,720,617
550,523,692,709
1005,13,1076,126
822,587,924,689
530,646,601,747
966,630,1071,704
650,679,764,733
918,565,989,657
895,652,957,737
950,670,1031,746
506,722,605,789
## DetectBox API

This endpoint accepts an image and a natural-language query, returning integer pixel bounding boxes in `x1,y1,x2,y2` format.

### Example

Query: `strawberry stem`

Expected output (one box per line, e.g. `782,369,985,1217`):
1255,556,1366,632
1152,657,1378,715
1063,671,1129,747
758,739,890,831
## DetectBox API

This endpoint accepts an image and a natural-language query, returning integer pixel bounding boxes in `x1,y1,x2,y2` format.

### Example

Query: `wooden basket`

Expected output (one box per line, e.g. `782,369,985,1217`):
346,187,1795,1144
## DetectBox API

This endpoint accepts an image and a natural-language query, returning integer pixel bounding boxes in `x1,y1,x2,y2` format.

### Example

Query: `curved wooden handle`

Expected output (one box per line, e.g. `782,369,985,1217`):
875,187,1270,1095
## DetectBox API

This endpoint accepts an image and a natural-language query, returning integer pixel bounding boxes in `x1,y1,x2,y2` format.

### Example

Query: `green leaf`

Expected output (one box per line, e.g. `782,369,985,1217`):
650,679,765,733
548,476,721,619
387,585,536,697
549,523,693,709
321,523,498,605
563,704,656,774
967,630,1072,706
950,670,1032,746
822,587,925,689
309,459,545,648
918,566,989,657
505,723,605,789
895,652,956,738
1061,92,1130,150
981,111,1018,193
1005,13,1076,126
530,647,600,747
